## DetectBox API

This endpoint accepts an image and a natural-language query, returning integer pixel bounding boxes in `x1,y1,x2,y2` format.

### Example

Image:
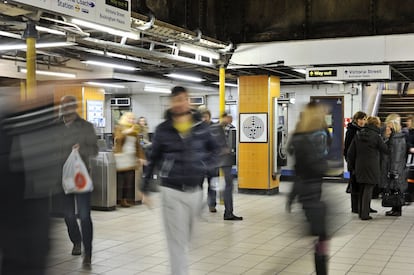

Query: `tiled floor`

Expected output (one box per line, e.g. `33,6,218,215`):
46,181,414,274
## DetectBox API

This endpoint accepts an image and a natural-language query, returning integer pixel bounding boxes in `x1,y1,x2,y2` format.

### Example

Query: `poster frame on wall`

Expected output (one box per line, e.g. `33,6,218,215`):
239,112,268,143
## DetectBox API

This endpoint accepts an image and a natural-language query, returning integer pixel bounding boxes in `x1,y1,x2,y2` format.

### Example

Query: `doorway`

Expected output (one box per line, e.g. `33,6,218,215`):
310,96,344,176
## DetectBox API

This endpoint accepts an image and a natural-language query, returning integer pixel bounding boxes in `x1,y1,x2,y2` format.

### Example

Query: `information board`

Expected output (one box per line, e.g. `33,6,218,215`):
13,0,131,31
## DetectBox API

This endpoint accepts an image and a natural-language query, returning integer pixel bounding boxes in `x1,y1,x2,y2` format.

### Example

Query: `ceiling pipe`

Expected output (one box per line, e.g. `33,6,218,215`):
113,72,218,93
134,12,155,31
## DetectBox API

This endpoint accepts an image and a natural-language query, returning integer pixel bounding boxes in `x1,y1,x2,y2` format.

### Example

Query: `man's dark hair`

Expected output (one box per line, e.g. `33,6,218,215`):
221,112,228,118
352,111,367,122
171,86,187,97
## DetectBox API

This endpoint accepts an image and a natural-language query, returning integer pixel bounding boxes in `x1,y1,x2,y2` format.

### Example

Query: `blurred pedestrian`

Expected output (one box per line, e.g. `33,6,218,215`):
141,86,219,275
381,114,407,216
137,116,150,145
404,115,414,201
222,112,236,132
344,111,367,213
1,92,61,274
200,109,243,220
114,112,146,207
58,95,98,266
218,112,242,220
288,102,330,275
347,116,388,220
199,108,218,213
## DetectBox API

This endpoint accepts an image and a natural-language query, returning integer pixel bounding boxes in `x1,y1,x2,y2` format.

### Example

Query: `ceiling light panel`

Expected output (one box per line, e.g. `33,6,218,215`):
19,68,76,78
0,42,75,51
82,60,138,71
85,82,126,88
165,73,204,82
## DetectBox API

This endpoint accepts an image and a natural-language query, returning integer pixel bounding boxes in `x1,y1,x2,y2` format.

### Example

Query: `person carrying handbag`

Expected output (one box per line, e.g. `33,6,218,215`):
382,114,407,217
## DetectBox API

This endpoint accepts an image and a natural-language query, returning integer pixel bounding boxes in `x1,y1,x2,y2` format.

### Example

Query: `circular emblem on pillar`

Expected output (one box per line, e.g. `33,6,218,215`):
242,115,265,140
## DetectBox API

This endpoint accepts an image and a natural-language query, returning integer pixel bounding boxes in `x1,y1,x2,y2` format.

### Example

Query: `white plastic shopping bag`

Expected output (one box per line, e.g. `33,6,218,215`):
62,149,93,194
210,176,225,191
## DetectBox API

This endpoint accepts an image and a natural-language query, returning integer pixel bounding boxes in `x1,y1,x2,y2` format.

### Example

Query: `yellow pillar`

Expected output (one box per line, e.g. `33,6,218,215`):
238,75,280,194
23,21,38,101
219,66,225,118
26,37,36,100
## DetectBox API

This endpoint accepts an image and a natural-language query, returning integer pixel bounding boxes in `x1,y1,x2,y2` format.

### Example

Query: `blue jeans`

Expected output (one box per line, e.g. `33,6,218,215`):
207,166,234,216
63,192,93,256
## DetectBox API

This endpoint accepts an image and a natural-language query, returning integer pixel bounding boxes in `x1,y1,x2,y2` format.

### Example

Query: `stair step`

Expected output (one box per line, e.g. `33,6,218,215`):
379,107,414,110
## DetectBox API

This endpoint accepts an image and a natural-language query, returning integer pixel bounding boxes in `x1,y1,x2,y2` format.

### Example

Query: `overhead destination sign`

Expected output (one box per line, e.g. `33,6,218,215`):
308,69,338,78
12,0,131,31
306,65,390,81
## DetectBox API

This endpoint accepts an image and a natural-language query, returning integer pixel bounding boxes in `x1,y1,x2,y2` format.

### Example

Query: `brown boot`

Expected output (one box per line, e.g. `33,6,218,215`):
120,198,131,208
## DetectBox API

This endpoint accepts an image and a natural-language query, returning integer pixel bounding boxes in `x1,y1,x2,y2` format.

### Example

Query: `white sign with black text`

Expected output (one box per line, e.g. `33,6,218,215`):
306,65,391,81
12,0,131,31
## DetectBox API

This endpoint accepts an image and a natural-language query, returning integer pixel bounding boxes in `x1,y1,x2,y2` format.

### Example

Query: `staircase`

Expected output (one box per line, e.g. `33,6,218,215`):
377,93,414,123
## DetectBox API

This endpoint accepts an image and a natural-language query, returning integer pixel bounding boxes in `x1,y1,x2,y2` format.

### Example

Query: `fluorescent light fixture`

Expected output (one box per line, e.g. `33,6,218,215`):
82,60,138,71
0,42,75,51
212,82,238,87
325,80,345,84
85,82,126,88
179,44,220,60
0,30,21,39
165,73,204,82
36,26,66,36
19,68,76,78
293,68,306,74
144,86,171,93
72,18,139,40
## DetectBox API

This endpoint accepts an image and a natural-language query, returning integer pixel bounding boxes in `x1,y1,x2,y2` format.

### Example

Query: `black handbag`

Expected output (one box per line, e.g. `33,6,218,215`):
382,190,405,207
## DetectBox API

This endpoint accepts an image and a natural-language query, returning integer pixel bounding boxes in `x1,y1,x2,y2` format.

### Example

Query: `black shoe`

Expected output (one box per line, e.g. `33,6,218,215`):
369,208,378,213
224,214,243,220
360,216,373,220
72,243,81,256
83,254,91,267
209,207,217,213
385,211,401,217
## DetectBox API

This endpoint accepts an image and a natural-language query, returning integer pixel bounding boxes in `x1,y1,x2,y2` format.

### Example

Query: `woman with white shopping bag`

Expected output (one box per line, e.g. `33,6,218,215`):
58,96,98,267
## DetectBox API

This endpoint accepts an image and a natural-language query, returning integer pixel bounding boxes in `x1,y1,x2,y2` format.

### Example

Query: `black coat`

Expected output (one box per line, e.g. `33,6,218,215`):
344,122,362,160
142,110,219,193
405,128,414,149
209,122,233,167
347,125,388,185
288,129,329,180
58,115,98,169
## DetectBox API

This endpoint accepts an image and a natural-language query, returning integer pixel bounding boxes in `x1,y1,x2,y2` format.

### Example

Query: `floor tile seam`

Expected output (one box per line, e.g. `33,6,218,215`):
378,221,414,275
329,214,387,274
330,223,369,260
267,246,315,274
201,240,289,275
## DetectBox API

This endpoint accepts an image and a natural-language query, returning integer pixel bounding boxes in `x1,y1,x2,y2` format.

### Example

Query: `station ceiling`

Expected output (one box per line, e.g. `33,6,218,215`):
0,0,414,89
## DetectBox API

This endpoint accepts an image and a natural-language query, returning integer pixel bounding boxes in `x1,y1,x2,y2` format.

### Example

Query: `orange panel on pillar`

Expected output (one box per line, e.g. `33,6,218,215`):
238,75,280,194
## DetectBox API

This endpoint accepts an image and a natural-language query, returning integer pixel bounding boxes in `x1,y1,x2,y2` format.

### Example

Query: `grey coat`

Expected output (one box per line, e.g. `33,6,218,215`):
380,132,407,192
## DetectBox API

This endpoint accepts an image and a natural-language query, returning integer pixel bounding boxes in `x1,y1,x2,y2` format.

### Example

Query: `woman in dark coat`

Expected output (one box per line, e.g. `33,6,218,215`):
347,116,388,220
382,114,407,216
288,102,330,275
344,111,367,213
